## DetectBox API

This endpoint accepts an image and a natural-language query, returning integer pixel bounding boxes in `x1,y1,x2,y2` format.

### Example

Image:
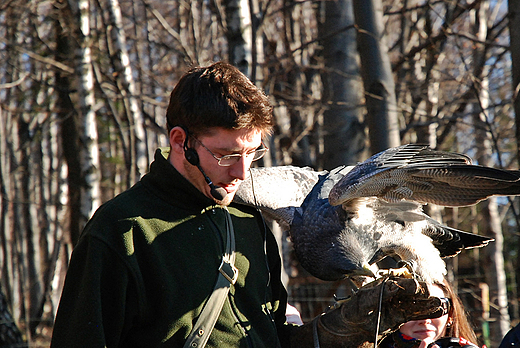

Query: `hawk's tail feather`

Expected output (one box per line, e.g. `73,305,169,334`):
456,229,494,248
435,225,493,258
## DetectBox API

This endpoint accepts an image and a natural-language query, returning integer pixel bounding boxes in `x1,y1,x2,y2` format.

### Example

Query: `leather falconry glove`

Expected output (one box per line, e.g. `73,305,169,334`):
290,277,446,348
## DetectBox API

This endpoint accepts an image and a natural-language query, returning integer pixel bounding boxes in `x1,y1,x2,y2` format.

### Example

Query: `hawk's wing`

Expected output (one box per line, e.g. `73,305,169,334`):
329,144,520,207
234,166,324,230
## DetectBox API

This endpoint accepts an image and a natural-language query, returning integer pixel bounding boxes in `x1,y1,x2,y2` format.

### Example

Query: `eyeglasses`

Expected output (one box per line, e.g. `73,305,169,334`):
191,137,269,167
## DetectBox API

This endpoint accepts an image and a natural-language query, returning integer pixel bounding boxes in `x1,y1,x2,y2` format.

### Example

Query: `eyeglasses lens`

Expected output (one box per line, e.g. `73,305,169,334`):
218,147,267,167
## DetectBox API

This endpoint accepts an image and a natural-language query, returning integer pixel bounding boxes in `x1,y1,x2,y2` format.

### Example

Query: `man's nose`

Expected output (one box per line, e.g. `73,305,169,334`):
229,156,251,180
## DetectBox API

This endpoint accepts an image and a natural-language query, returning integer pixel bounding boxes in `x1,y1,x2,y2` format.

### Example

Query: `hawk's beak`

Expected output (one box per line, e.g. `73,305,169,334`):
351,262,377,278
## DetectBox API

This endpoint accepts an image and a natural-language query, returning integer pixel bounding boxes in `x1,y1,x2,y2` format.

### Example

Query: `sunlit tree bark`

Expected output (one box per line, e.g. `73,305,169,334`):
104,0,148,179
0,106,25,342
75,0,102,220
225,0,252,75
472,2,510,344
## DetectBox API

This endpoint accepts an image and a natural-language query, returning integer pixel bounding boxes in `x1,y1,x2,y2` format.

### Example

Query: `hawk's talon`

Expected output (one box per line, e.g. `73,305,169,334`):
377,265,414,279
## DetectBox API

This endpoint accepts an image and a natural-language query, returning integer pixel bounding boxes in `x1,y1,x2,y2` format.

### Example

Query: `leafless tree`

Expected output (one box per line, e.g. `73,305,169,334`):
0,0,517,345
318,0,366,168
353,0,400,153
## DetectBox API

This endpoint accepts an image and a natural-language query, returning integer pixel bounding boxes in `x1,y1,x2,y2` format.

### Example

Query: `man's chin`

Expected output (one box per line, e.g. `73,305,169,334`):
216,191,235,206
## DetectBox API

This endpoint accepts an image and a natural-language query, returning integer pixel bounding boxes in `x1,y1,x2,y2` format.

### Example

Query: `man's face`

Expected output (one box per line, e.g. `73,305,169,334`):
183,127,263,205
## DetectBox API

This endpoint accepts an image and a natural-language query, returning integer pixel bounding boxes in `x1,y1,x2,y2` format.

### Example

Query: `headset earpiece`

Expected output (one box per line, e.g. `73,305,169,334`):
179,125,227,201
181,126,200,166
184,147,199,166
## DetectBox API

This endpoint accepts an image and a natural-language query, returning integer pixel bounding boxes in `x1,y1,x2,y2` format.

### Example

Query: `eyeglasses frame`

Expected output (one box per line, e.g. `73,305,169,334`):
190,136,268,167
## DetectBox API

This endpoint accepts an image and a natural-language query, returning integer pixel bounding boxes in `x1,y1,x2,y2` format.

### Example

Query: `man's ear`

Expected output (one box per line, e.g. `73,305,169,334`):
169,127,186,155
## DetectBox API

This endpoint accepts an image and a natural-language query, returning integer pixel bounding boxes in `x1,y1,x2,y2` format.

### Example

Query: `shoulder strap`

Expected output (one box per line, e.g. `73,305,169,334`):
183,208,238,348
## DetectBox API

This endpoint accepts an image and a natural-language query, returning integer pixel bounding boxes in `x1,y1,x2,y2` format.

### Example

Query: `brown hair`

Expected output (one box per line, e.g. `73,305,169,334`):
166,61,273,137
437,278,479,345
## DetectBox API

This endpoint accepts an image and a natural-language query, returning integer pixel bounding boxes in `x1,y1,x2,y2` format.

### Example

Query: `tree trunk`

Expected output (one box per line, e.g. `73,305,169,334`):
352,0,400,154
74,0,102,221
406,3,444,256
509,0,520,166
318,0,366,168
472,3,510,344
104,0,149,179
225,0,252,76
0,106,26,342
55,3,82,246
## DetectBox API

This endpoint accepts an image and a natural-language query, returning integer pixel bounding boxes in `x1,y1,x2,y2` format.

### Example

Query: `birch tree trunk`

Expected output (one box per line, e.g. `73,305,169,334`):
472,3,510,344
104,0,148,180
249,0,265,85
74,0,101,221
225,0,252,76
318,0,365,168
352,0,400,154
0,107,25,344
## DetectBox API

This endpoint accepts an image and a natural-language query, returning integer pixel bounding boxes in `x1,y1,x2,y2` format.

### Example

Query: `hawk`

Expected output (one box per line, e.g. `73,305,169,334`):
235,144,520,283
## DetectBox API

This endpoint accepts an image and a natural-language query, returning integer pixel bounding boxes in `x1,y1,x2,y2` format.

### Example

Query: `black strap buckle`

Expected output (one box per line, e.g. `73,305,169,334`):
219,259,238,284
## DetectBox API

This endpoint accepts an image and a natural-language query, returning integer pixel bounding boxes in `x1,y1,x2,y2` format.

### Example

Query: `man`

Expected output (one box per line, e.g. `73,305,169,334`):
51,62,444,347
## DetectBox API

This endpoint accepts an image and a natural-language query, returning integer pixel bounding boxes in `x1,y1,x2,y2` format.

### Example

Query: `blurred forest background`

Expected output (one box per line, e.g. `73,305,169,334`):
1,0,520,346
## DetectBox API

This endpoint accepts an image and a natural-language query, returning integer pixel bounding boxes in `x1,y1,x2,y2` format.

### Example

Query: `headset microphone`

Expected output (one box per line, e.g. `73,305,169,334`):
196,163,227,201
183,131,227,201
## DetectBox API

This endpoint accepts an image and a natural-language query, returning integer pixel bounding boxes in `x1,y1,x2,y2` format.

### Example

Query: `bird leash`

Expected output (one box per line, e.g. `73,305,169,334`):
373,276,390,348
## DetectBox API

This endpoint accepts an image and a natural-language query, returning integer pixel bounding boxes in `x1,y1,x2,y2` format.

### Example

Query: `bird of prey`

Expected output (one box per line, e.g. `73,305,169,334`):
234,144,520,283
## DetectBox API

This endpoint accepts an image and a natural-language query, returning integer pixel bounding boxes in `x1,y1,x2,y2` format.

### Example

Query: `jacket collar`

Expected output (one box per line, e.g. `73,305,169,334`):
141,148,216,212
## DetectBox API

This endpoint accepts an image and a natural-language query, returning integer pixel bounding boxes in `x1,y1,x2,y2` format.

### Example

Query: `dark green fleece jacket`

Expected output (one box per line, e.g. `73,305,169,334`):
51,149,292,348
